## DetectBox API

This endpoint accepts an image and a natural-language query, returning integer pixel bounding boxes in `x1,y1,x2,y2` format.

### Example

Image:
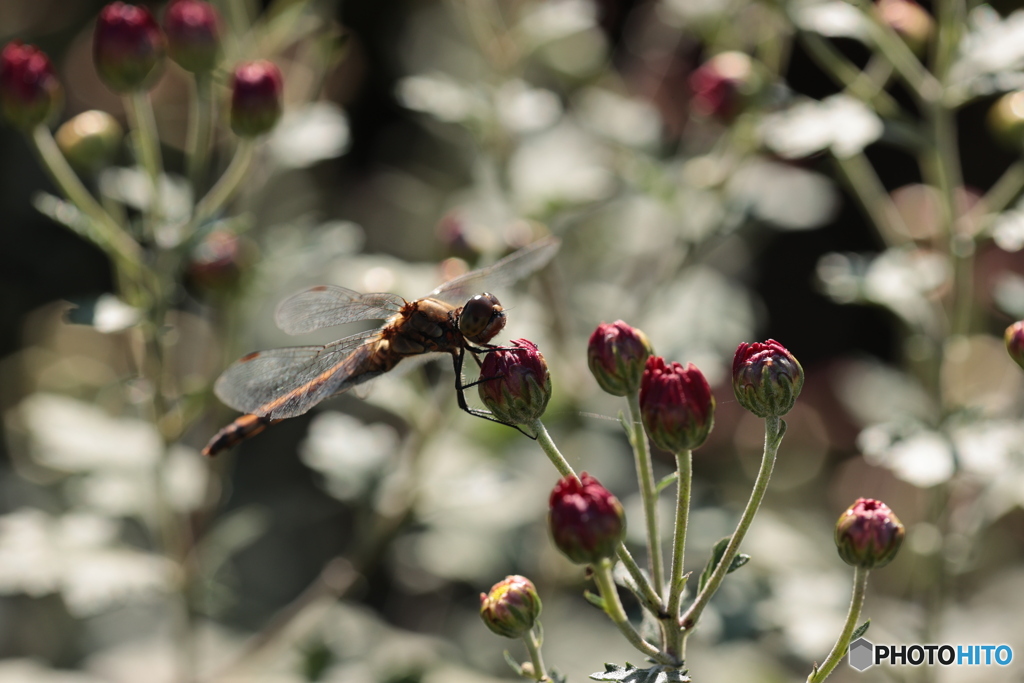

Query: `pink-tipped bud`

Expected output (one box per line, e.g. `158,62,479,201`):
834,498,905,569
1006,320,1024,371
186,229,252,292
689,51,760,121
548,473,625,565
163,0,221,74
639,357,715,452
0,41,63,131
587,321,653,397
55,110,123,174
876,0,933,56
93,2,166,93
478,339,551,425
479,575,542,638
230,60,283,138
732,339,803,418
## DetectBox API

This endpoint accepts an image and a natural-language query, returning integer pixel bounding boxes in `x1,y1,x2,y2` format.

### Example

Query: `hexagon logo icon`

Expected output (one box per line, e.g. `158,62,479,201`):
849,638,874,671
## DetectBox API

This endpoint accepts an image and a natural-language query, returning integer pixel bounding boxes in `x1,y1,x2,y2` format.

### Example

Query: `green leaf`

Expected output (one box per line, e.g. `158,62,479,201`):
851,619,871,640
584,590,606,610
503,650,524,677
728,554,751,573
590,663,691,682
550,670,568,683
698,538,751,594
655,471,679,495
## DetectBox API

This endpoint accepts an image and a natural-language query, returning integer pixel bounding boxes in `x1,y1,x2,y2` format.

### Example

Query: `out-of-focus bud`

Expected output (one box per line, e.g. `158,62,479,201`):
689,51,761,121
587,321,652,396
93,3,166,93
479,575,542,638
732,339,803,418
1005,320,1024,371
0,41,63,131
230,60,283,138
834,498,905,569
478,339,551,425
875,0,933,56
639,357,715,452
55,110,123,174
988,91,1024,150
548,472,625,565
163,0,221,74
186,229,253,292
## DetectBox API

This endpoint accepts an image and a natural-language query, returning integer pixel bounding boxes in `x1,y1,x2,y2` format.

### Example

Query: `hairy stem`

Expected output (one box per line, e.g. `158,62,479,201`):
664,448,692,658
627,391,665,597
528,418,577,480
807,567,870,683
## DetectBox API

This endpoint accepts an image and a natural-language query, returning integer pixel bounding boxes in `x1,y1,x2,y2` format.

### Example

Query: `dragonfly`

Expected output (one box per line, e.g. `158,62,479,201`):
202,235,560,456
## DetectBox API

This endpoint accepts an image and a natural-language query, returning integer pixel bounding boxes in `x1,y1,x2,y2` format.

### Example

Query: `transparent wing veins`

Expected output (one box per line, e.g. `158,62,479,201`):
275,285,405,335
430,235,561,304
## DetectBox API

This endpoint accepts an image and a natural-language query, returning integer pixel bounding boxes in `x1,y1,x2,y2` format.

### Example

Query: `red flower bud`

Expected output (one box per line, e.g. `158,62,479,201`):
732,339,803,418
834,498,905,569
689,51,760,121
587,321,653,396
639,357,715,452
875,0,933,56
548,473,625,565
230,60,283,138
1006,320,1024,371
0,41,63,131
163,0,221,74
478,339,551,425
186,229,252,292
55,110,123,174
479,575,542,638
93,2,166,93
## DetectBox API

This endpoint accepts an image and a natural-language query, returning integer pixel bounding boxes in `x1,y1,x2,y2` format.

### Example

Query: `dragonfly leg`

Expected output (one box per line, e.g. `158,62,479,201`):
451,348,536,439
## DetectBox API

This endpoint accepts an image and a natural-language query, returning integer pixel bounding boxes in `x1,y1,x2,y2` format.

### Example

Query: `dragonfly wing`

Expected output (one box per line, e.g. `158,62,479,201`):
214,329,383,419
275,285,405,334
430,235,561,304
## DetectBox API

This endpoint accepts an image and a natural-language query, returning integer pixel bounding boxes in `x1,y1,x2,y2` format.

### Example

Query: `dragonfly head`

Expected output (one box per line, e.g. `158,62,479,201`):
459,292,506,344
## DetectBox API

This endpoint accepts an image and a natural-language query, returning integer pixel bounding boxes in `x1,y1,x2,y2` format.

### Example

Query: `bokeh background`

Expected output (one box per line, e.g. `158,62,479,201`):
4,0,1024,681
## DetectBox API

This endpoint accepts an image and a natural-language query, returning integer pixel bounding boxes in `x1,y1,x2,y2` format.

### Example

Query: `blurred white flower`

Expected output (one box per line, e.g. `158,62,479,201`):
860,428,955,487
162,445,209,512
300,412,398,501
727,159,838,230
790,0,869,40
0,509,172,616
949,7,1024,100
576,88,661,148
951,420,1024,477
91,295,142,333
15,394,161,472
991,206,1024,252
270,102,350,169
834,359,937,425
98,168,191,223
519,0,597,45
761,95,883,159
495,80,561,134
509,123,614,213
396,74,482,123
863,248,948,332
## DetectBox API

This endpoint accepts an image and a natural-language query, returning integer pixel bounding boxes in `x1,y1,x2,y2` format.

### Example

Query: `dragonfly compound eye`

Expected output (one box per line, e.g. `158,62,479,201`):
460,293,506,344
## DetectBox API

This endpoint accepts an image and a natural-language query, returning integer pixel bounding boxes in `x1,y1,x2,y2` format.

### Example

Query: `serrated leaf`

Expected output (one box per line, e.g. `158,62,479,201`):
584,590,606,610
852,619,871,640
503,650,524,677
698,537,730,594
655,471,679,494
590,663,690,682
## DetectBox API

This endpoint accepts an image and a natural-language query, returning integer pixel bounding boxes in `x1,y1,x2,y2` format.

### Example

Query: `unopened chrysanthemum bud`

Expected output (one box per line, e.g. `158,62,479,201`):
639,357,715,452
689,51,761,121
55,110,123,174
587,321,652,396
230,60,283,138
548,473,625,565
835,498,905,569
0,41,63,131
163,0,221,74
93,2,166,93
479,575,542,638
478,339,551,425
875,0,933,56
732,339,803,418
186,228,253,292
1005,320,1024,371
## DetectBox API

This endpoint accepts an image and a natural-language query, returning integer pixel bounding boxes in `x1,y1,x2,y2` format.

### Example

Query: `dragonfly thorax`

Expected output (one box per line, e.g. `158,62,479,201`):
458,292,506,344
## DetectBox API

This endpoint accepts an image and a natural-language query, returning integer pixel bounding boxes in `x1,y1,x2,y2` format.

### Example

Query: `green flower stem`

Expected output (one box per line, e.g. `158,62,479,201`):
522,626,550,682
833,152,911,248
592,558,677,666
194,139,255,225
29,124,145,285
615,542,666,616
527,418,577,480
186,75,215,192
626,391,665,597
125,90,164,222
972,160,1024,236
807,567,869,683
850,0,941,104
797,31,901,119
680,417,786,639
664,448,692,658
